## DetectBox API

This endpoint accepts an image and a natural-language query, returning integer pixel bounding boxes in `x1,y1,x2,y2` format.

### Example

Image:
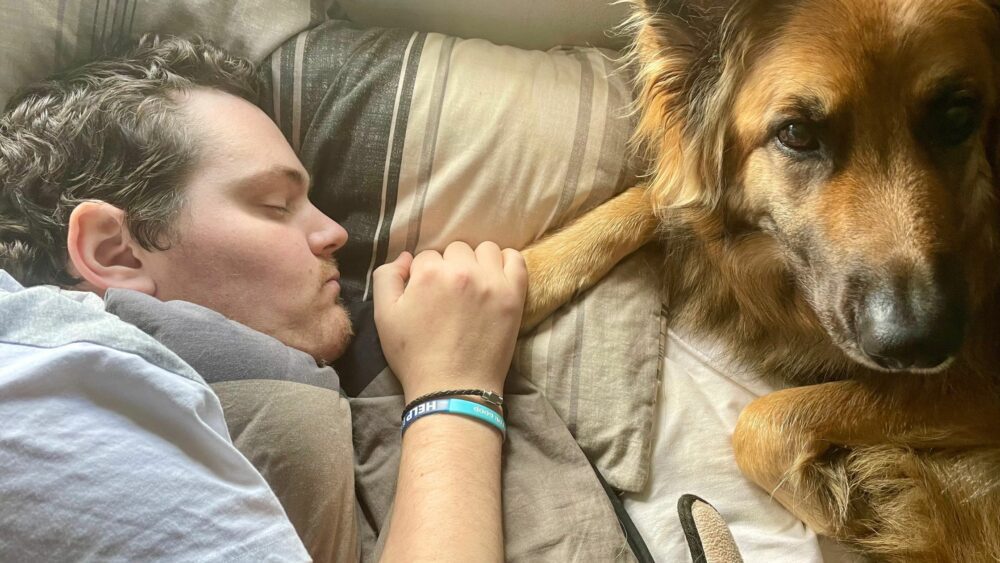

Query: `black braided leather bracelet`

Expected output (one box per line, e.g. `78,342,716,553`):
401,389,504,421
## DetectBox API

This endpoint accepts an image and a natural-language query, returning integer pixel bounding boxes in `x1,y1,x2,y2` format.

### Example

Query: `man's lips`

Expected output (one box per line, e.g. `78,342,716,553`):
321,261,341,295
324,272,342,295
322,264,341,284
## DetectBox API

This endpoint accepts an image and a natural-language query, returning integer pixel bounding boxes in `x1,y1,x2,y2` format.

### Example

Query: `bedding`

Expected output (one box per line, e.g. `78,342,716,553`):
261,19,663,560
624,328,865,562
271,18,865,563
262,19,661,494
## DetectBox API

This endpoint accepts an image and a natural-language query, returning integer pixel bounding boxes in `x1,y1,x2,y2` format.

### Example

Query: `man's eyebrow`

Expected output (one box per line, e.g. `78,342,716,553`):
235,166,311,193
276,166,311,191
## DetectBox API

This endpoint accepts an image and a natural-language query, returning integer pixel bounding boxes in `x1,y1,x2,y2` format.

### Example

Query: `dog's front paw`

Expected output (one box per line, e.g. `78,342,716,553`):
520,243,580,333
733,396,845,536
518,185,658,333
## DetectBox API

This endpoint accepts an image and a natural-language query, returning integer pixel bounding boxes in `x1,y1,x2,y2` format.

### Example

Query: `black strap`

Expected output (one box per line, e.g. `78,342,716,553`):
590,460,656,563
677,494,707,562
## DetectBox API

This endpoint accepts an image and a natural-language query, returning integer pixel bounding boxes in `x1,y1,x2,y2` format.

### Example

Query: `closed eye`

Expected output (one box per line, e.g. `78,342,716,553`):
263,204,291,216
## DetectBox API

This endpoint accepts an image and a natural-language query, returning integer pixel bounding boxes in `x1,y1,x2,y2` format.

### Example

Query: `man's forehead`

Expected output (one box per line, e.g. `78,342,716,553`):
178,88,310,188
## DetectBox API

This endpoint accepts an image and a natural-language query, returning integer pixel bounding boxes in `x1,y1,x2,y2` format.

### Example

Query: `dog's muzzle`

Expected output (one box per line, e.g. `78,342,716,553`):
852,258,967,371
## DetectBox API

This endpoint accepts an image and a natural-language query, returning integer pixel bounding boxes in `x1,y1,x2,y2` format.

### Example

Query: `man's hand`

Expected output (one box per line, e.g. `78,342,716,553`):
373,241,527,401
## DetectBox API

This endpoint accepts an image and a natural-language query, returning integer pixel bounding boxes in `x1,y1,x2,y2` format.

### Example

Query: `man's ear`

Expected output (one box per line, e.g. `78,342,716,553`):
66,201,156,296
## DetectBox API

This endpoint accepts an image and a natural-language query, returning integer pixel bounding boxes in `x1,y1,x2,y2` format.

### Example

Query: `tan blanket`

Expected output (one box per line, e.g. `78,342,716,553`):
350,369,637,562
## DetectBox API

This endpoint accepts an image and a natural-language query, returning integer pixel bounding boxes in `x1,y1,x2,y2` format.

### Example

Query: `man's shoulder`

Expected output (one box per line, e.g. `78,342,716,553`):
0,273,310,563
0,269,203,385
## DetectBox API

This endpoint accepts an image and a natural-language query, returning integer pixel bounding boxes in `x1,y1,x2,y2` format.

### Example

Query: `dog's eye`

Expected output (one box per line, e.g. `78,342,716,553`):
925,95,982,147
935,102,980,146
777,122,821,152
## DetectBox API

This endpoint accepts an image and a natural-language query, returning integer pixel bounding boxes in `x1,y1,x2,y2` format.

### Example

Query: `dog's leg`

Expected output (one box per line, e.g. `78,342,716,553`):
519,186,659,332
732,376,1000,538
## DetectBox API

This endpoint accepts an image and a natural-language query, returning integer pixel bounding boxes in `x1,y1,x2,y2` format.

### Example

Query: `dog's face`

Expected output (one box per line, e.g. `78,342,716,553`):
635,0,1000,373
730,0,998,372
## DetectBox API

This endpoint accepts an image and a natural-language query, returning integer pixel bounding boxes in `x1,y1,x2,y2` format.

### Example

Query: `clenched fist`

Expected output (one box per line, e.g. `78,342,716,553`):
373,241,527,402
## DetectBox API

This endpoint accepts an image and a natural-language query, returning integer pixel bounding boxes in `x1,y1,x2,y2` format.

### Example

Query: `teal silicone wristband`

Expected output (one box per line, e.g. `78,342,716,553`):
401,398,507,439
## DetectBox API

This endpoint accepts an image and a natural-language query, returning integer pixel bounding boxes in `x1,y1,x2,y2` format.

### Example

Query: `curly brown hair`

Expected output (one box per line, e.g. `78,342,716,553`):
0,35,260,287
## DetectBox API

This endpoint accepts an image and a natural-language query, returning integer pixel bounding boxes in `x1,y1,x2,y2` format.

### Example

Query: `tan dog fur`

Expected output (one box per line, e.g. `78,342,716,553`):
520,1,1000,560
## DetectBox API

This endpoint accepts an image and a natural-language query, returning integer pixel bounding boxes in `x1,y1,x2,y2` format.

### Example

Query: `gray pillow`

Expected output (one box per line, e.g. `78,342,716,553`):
105,288,340,392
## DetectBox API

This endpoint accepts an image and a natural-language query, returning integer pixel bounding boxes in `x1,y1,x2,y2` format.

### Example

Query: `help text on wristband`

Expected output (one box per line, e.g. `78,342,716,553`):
401,398,507,439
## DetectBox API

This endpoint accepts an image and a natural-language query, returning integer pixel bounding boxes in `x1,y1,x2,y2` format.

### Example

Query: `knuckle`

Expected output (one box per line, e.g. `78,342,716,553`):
410,263,435,283
449,267,472,288
478,283,496,299
505,248,526,264
416,249,441,261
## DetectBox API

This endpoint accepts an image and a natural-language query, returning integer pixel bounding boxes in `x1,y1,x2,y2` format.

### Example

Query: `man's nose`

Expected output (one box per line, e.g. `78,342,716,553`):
853,255,967,371
308,210,348,258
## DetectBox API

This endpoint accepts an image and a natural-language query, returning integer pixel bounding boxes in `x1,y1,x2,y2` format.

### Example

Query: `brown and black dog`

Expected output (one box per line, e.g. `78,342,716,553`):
521,1,1000,561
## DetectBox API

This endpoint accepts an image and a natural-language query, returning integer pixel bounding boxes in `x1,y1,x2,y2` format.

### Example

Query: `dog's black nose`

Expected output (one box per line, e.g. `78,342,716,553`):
855,260,967,371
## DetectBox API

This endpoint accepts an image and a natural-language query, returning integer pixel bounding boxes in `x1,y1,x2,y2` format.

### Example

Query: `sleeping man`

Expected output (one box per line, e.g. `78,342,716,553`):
0,36,525,562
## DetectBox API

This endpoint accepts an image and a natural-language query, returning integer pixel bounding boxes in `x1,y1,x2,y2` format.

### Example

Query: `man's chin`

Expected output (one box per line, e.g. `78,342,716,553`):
317,332,353,366
315,304,354,365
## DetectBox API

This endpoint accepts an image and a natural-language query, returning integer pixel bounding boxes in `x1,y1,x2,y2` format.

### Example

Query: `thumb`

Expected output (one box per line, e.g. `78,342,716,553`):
373,252,413,308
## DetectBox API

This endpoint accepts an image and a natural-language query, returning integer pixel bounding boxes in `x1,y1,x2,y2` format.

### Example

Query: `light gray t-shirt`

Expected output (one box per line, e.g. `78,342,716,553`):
0,271,310,562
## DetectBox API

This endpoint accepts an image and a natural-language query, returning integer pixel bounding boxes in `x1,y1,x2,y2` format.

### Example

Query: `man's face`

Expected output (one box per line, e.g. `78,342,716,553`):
141,88,352,362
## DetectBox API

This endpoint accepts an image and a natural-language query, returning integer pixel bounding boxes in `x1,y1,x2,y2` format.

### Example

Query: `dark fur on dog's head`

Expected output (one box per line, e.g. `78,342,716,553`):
629,0,1000,379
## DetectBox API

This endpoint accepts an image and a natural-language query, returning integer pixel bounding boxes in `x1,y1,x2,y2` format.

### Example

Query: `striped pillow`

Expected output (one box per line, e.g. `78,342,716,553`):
264,20,660,492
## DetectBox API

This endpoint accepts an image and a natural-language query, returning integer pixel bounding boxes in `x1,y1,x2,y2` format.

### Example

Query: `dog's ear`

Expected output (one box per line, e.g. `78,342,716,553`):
626,0,752,212
629,0,732,59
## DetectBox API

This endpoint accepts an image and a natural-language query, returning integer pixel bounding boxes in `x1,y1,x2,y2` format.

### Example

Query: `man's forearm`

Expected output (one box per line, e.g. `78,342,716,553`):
381,415,504,562
373,243,524,561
